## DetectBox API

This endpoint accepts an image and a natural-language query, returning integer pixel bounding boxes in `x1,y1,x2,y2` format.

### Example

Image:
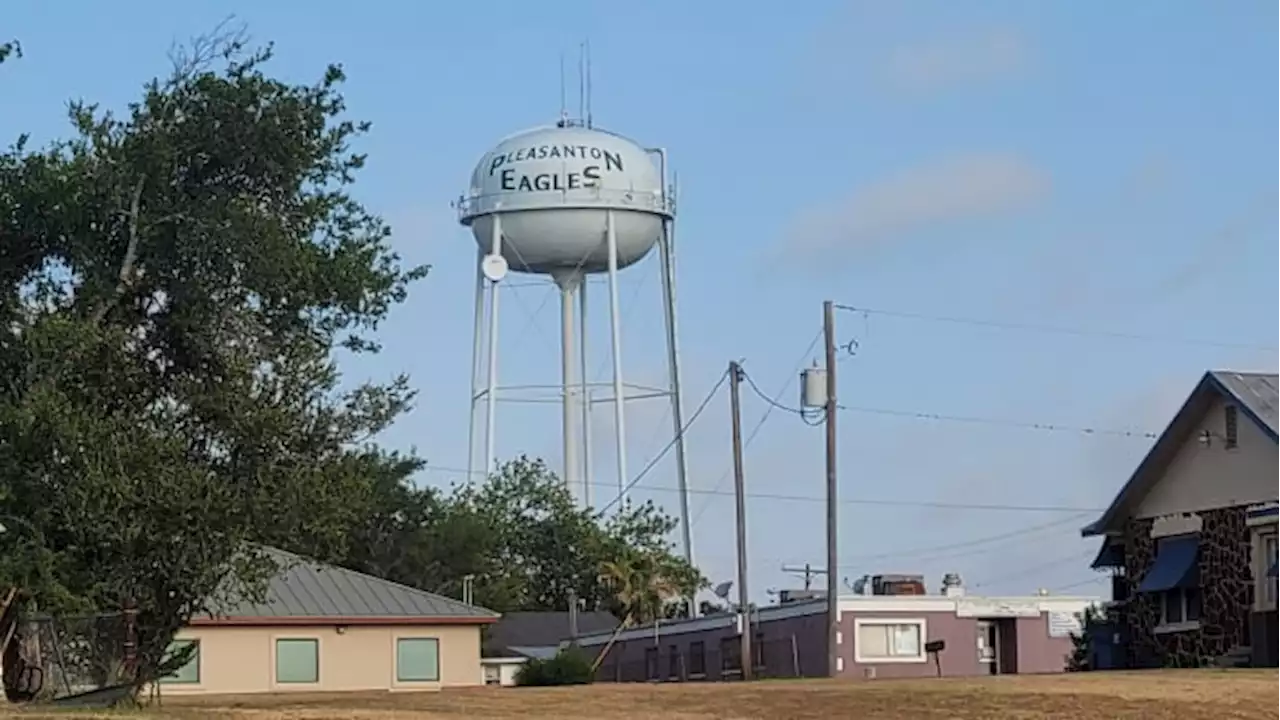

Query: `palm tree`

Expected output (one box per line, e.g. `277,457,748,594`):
590,552,680,673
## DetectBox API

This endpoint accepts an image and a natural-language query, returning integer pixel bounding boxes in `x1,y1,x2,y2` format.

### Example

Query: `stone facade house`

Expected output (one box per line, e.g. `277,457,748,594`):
1083,371,1278,668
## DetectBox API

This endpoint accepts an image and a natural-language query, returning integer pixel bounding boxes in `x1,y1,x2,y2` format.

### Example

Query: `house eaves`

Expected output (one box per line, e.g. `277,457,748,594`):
1081,371,1279,538
193,547,499,627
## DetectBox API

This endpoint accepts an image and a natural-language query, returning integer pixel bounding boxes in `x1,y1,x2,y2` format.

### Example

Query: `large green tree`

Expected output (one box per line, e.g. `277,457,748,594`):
0,28,426,684
341,457,705,617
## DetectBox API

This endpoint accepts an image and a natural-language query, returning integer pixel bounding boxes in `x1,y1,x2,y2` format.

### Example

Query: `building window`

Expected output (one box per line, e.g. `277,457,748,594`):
1258,531,1279,611
396,637,440,683
159,639,200,685
687,641,706,677
1224,405,1238,449
719,635,741,674
854,619,927,663
275,638,319,684
1159,587,1202,627
644,647,659,681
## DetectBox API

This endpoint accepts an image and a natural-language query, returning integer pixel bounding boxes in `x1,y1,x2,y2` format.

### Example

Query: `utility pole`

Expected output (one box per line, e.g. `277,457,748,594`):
568,588,580,643
782,563,828,591
729,360,753,680
823,300,839,678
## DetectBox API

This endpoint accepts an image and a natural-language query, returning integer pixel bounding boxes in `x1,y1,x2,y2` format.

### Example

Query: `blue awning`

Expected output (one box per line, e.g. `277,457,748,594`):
1090,538,1124,570
1136,535,1200,593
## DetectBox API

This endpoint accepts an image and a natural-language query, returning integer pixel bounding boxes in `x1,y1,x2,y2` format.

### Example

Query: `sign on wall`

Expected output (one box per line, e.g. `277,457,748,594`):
1047,612,1082,638
954,600,1041,618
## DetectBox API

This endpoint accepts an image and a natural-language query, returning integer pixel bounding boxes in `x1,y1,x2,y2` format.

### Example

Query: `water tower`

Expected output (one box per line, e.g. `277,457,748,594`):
456,117,693,560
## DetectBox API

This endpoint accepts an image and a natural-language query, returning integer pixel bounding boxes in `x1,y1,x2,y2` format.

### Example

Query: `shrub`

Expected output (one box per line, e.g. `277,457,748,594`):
515,647,595,687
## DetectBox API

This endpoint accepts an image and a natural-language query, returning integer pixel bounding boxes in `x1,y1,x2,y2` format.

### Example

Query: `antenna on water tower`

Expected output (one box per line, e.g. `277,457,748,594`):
558,53,568,127
585,39,594,129
577,43,586,124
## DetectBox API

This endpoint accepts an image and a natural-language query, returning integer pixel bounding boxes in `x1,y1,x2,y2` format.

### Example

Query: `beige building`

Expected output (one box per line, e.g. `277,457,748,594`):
157,548,498,695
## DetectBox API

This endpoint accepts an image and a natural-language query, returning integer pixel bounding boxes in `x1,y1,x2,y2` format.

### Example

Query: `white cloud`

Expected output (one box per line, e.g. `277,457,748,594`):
788,152,1050,257
881,28,1030,96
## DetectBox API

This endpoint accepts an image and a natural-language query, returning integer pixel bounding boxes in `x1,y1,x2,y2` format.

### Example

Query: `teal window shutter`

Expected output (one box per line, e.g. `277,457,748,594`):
275,638,319,684
396,638,440,682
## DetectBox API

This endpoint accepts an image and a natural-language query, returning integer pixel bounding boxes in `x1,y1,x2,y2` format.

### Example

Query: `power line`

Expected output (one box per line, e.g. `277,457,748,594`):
739,365,826,426
835,403,1158,439
835,513,1094,566
598,369,730,515
969,549,1097,590
689,330,824,527
1050,576,1109,592
713,514,1094,570
736,347,1159,439
419,464,1103,514
833,303,1277,352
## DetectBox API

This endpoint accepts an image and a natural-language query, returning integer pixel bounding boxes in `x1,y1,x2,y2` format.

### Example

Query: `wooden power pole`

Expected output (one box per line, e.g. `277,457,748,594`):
729,360,752,680
823,300,839,678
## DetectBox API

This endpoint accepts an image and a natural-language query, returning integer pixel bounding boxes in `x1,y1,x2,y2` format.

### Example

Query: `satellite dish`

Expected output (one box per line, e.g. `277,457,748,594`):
712,581,733,599
481,253,509,283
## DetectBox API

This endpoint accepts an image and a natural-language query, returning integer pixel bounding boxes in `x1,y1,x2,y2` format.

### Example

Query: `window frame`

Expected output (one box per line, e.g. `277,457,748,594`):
687,640,706,678
1155,587,1202,632
394,636,441,683
643,646,659,681
273,637,321,686
1255,528,1278,611
718,635,741,675
853,618,928,664
1223,404,1239,449
158,638,201,686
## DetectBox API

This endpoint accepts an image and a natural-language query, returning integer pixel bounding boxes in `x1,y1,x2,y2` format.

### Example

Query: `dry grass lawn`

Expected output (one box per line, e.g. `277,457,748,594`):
6,670,1278,719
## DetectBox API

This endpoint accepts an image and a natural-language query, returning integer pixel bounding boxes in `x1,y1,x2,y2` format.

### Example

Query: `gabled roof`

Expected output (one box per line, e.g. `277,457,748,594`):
193,547,498,626
1081,370,1279,538
483,611,619,657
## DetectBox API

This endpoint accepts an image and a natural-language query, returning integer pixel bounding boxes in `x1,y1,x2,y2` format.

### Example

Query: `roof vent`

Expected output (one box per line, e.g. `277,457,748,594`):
941,573,965,598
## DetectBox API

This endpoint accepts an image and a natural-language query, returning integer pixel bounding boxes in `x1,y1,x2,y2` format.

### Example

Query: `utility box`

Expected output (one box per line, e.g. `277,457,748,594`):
800,366,828,408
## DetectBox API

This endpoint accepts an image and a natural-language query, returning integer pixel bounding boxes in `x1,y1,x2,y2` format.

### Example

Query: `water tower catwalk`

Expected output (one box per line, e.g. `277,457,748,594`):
456,120,694,561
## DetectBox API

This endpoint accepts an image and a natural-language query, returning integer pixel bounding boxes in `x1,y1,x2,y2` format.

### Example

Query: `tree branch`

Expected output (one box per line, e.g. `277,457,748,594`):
92,175,146,325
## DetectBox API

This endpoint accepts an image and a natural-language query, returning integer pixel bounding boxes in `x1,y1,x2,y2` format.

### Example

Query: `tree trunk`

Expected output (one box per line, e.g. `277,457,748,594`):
589,614,633,673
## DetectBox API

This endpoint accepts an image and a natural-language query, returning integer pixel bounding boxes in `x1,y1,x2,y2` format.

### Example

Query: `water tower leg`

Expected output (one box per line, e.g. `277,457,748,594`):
605,210,629,506
466,247,486,483
483,218,504,476
658,220,695,570
556,273,582,505
579,280,593,507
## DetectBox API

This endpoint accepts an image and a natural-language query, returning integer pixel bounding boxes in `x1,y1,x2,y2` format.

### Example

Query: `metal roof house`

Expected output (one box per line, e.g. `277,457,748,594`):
479,610,620,686
158,548,498,695
1082,371,1278,669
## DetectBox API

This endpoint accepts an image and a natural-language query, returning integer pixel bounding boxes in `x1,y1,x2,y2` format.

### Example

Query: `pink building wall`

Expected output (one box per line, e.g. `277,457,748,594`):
580,596,1089,683
839,611,1075,680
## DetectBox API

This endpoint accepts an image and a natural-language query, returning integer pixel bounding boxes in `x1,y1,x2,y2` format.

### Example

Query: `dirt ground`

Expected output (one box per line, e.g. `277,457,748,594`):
8,670,1279,719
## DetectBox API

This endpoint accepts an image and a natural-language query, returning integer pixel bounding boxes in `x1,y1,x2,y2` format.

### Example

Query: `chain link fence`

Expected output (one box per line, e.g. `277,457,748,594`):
3,612,131,702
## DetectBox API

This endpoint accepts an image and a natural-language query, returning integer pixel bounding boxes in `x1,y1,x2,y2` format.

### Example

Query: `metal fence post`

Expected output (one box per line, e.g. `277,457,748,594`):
122,598,138,681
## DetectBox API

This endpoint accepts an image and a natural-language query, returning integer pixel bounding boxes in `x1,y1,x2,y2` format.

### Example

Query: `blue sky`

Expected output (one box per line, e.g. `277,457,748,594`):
4,0,1276,603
